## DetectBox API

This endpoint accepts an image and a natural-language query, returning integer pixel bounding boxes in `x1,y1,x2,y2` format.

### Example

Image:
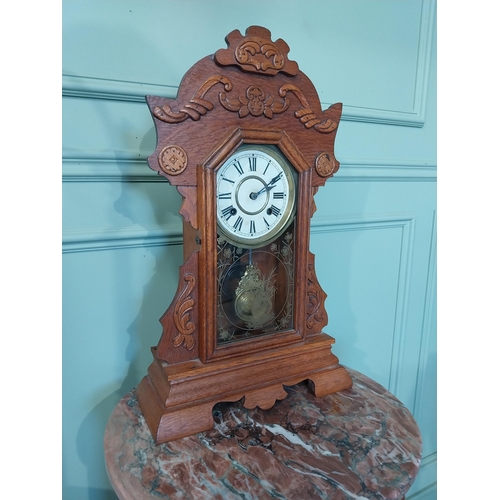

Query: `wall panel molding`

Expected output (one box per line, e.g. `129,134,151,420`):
413,210,437,418
334,160,436,182
62,158,436,183
61,74,177,103
336,0,435,128
311,214,415,393
62,224,183,254
62,159,167,183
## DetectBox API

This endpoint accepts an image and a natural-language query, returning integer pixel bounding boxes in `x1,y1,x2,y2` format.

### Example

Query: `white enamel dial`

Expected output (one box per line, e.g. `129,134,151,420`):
216,146,296,248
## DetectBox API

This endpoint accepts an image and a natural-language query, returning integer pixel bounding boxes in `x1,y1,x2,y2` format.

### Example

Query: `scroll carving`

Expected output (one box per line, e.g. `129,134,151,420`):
215,26,299,76
216,82,339,134
235,39,285,73
306,256,328,333
279,84,338,133
149,70,338,134
152,76,232,123
173,274,196,350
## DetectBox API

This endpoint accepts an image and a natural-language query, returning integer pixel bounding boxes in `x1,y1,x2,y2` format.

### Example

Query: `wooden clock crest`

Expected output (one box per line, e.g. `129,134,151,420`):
137,26,352,443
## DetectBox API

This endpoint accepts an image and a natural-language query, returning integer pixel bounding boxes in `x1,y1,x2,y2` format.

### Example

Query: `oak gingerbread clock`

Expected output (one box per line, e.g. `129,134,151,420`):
137,26,352,443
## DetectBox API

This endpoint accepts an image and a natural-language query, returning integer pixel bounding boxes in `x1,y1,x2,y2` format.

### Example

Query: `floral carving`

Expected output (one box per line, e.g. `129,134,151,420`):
217,82,339,134
151,76,232,123
173,274,196,350
219,85,289,119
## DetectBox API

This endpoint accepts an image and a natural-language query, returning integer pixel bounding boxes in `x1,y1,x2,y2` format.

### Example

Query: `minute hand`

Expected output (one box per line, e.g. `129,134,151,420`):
251,173,283,199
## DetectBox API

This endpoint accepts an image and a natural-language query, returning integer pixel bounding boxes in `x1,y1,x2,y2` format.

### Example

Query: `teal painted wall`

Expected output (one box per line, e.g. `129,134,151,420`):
62,1,436,498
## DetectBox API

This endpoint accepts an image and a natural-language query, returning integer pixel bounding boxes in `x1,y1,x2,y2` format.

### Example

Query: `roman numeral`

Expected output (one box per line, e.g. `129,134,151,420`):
233,161,244,175
248,156,257,171
273,192,284,199
263,217,270,228
233,216,243,231
218,192,231,200
222,176,235,184
249,220,256,234
222,205,235,219
269,205,280,217
263,161,271,175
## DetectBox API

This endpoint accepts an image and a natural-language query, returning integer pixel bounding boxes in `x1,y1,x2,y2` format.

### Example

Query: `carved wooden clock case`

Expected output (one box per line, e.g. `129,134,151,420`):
137,26,352,444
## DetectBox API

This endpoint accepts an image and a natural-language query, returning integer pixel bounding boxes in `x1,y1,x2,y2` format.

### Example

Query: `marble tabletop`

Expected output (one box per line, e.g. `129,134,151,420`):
104,368,422,500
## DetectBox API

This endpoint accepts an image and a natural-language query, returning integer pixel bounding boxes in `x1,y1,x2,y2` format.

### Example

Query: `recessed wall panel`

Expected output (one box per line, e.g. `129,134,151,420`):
312,222,405,388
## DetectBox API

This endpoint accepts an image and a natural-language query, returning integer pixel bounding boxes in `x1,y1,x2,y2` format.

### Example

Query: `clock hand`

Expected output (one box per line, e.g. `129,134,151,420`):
250,172,283,200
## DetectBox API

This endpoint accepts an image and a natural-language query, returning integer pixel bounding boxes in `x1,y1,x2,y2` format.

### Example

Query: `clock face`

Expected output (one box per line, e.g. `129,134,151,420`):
216,146,296,248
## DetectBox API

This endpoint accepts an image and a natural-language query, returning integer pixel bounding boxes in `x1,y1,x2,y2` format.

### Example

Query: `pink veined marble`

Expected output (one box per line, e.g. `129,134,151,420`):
104,368,422,500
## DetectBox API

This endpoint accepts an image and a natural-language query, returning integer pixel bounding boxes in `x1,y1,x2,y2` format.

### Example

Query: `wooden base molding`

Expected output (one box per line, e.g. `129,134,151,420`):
137,333,352,443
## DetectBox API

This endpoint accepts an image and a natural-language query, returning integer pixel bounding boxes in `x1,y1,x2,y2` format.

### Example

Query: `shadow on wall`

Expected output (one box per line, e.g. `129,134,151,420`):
72,154,184,498
65,19,186,495
74,389,123,500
